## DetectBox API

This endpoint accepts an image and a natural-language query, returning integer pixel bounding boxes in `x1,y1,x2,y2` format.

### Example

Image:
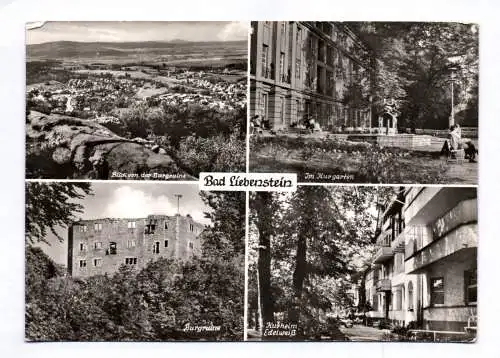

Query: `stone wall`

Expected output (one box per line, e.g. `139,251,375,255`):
376,134,432,148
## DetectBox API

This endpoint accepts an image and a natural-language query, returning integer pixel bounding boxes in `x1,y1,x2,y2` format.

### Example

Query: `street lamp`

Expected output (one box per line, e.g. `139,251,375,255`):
450,70,456,127
448,60,461,128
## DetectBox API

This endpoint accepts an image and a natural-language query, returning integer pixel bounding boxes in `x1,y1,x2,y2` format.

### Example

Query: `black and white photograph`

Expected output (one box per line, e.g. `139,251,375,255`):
247,186,477,342
25,21,248,180
25,181,245,341
249,22,478,184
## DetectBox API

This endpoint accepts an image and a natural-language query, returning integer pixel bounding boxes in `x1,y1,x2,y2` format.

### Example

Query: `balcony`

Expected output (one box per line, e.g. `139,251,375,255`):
405,187,477,226
405,224,478,274
391,231,406,254
373,246,393,264
432,198,477,240
376,278,391,292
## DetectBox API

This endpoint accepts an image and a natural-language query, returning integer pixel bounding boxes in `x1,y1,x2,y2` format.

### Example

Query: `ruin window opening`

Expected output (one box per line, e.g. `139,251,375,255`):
109,242,117,255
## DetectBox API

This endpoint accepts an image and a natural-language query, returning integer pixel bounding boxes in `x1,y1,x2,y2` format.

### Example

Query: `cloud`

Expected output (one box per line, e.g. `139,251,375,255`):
99,185,210,225
217,21,248,41
102,185,177,218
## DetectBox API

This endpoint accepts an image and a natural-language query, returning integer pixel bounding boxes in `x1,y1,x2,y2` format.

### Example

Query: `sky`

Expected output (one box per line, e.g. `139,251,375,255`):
36,182,212,265
26,21,249,44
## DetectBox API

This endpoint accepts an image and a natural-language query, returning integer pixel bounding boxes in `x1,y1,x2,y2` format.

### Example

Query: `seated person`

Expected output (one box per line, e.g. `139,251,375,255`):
440,139,451,157
464,141,478,162
449,124,462,150
306,117,316,131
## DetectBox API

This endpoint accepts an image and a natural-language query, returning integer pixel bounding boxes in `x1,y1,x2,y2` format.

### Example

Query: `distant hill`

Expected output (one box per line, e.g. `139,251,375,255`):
26,40,247,60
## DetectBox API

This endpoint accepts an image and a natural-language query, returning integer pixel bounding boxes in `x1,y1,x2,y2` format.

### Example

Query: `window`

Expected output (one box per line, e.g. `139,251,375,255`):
372,294,378,311
189,224,194,232
430,277,445,305
296,26,302,50
77,225,87,233
79,242,86,251
94,241,102,250
94,223,102,231
309,37,316,57
393,287,403,311
408,281,414,311
153,241,160,254
127,240,136,248
188,242,194,250
316,66,324,94
128,221,136,229
109,242,117,255
323,22,332,37
164,240,169,248
164,221,168,229
262,44,269,78
262,93,268,119
295,58,301,80
280,22,287,50
93,258,102,267
79,260,87,268
125,257,138,265
279,52,285,82
318,39,325,61
465,269,477,304
326,70,334,96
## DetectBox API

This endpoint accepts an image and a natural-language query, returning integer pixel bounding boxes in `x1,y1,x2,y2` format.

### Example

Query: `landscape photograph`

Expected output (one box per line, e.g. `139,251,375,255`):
25,181,245,341
25,21,248,180
249,22,478,184
247,186,477,342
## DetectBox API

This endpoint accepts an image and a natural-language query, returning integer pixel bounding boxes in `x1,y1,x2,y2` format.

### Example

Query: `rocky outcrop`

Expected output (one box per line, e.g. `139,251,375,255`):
26,111,193,180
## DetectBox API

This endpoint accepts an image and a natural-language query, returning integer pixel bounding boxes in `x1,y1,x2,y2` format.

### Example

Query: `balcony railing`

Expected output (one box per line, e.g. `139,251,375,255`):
391,231,406,254
376,278,391,292
373,246,393,264
432,198,477,240
376,230,391,247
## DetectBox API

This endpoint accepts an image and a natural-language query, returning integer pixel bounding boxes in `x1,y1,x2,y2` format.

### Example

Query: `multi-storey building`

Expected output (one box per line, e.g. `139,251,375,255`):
67,214,205,278
250,21,375,131
362,187,477,332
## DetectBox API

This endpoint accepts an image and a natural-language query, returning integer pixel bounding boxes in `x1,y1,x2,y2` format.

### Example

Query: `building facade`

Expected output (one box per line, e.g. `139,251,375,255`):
362,187,477,332
68,214,205,278
250,21,374,131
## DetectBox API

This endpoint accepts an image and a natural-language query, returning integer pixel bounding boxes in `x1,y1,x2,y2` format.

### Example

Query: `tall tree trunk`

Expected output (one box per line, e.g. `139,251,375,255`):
254,192,275,331
290,232,307,326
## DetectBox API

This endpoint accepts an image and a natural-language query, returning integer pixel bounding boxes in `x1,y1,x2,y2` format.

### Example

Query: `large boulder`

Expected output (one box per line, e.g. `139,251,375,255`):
26,111,193,180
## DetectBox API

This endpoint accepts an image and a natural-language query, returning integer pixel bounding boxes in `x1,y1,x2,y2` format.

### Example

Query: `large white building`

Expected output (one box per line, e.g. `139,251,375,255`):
361,187,477,333
250,21,375,131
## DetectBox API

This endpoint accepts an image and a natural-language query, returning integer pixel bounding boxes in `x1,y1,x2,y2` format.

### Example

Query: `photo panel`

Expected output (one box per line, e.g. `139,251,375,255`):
249,21,478,185
25,21,248,180
25,181,245,341
247,186,477,342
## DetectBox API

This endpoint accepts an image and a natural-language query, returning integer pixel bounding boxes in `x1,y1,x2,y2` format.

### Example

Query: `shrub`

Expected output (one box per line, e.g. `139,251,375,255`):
176,134,245,175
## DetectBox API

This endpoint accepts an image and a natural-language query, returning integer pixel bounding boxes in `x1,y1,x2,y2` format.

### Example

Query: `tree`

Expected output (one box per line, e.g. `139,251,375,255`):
350,22,478,129
25,182,93,245
248,186,391,338
200,191,245,257
249,192,279,331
